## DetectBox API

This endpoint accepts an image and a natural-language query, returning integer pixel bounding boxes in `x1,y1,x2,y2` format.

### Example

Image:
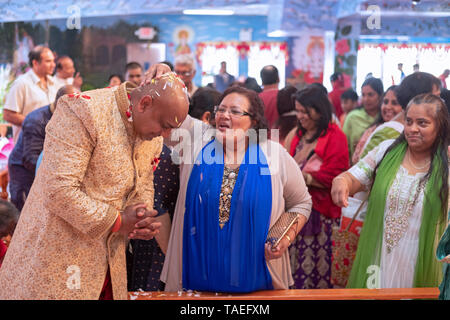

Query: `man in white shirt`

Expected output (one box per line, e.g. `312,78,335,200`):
4,46,59,142
53,55,83,90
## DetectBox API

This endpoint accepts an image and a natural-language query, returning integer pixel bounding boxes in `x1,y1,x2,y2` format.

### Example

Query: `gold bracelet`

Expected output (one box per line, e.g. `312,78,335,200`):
285,234,292,244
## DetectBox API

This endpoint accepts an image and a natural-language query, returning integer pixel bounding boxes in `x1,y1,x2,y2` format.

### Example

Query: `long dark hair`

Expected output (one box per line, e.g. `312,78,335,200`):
395,72,441,109
370,94,449,220
275,85,298,141
294,86,332,143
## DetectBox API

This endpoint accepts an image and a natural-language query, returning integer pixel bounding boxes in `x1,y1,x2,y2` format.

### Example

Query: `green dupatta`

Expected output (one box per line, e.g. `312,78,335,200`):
347,141,447,288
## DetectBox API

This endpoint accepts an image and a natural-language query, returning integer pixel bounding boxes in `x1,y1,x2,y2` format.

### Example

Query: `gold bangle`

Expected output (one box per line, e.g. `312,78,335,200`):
285,234,292,244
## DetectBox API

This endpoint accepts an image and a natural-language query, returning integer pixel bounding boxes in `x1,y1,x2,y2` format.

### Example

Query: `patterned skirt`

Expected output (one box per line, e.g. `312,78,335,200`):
289,209,340,289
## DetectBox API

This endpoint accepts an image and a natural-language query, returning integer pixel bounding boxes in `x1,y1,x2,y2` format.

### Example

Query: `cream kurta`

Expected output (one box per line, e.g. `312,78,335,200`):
161,116,312,291
0,82,162,300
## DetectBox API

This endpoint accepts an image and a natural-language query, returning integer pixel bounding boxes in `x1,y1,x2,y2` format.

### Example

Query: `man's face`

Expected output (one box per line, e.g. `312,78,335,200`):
133,98,188,141
175,63,195,86
127,67,143,86
58,58,75,79
34,49,55,77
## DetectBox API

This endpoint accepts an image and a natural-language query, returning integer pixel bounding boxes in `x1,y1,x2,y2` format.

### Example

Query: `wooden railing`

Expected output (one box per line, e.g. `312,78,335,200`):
129,287,439,300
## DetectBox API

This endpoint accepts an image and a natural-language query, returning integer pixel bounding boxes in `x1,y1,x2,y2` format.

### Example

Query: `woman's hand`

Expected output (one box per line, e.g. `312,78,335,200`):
142,63,172,86
265,237,291,260
331,175,350,207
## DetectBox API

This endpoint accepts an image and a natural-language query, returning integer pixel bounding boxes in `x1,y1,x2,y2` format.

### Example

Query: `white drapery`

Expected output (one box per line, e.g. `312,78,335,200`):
197,43,239,87
357,43,450,94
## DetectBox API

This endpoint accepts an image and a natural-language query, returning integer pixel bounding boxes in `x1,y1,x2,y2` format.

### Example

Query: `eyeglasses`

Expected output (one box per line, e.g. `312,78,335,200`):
175,71,192,77
214,105,252,118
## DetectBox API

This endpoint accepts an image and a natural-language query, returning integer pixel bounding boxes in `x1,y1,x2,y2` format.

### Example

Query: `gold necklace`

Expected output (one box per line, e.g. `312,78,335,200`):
407,150,430,170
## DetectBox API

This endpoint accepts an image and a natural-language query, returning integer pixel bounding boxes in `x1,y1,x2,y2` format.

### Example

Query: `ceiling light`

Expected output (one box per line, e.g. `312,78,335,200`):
183,9,234,15
268,30,289,37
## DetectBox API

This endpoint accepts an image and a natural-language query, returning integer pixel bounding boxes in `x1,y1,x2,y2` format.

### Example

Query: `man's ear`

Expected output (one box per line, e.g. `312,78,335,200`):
136,95,153,113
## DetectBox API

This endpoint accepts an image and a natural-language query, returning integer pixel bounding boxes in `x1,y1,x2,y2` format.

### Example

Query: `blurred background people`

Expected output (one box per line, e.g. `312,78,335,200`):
328,72,346,119
174,54,198,97
259,65,280,128
8,85,78,211
339,89,359,127
3,45,58,143
274,85,297,146
108,73,124,87
125,61,143,86
343,77,383,158
53,55,83,90
244,77,262,93
439,69,449,89
214,61,235,93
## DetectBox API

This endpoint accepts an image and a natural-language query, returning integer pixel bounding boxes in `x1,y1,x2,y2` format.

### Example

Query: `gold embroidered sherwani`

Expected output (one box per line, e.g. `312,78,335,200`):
0,82,162,300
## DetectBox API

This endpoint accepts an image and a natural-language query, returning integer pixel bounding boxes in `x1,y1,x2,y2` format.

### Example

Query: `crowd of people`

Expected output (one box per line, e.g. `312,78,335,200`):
0,44,448,300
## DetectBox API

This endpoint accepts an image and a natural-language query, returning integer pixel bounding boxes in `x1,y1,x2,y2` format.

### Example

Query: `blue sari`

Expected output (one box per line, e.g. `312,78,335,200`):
182,139,273,293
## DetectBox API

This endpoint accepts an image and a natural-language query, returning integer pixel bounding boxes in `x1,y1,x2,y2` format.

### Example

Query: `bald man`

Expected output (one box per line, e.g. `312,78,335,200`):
0,65,189,300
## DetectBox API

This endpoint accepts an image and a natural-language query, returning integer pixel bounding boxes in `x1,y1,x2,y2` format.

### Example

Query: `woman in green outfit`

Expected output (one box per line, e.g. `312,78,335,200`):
332,93,449,289
343,77,383,158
